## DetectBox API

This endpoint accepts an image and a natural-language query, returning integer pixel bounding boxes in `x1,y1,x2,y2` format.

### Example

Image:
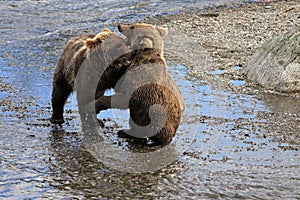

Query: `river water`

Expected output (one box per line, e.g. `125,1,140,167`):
0,0,299,199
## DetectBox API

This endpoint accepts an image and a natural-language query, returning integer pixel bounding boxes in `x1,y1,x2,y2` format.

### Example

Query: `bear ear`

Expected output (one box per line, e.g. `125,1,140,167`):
103,28,113,33
156,26,168,38
85,38,100,51
118,24,132,35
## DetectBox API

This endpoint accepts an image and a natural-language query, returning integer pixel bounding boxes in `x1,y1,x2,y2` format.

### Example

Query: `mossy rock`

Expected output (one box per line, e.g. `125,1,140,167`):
244,27,300,93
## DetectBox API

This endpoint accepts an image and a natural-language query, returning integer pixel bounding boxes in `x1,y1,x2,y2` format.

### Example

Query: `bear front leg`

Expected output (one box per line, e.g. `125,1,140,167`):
51,82,72,125
82,90,106,128
94,92,130,112
84,90,106,114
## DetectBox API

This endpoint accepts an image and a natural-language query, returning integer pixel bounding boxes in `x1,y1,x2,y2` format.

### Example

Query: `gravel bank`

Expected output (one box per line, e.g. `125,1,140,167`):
145,0,299,94
143,0,300,148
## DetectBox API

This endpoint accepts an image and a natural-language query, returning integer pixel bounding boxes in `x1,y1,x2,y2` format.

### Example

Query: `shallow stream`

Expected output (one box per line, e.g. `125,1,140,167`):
0,0,299,199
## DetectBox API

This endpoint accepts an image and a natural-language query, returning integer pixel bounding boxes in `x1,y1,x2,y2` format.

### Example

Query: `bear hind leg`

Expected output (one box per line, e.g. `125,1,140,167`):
51,83,72,125
150,126,175,146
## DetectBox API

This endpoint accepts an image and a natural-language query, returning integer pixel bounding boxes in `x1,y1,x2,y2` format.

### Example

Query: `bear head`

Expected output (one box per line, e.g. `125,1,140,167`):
118,23,168,53
84,28,132,70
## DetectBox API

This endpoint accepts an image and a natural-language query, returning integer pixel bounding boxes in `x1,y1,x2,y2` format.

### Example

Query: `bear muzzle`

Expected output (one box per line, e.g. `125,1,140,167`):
139,38,153,49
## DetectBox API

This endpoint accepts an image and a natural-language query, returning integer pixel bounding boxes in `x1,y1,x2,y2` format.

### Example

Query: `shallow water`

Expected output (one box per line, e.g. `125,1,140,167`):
1,0,299,199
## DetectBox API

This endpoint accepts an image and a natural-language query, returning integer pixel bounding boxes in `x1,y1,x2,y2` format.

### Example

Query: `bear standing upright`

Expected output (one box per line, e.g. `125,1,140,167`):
96,23,184,145
51,28,132,132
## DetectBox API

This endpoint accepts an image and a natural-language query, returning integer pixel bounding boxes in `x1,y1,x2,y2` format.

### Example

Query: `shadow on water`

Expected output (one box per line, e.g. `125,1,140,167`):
0,0,299,199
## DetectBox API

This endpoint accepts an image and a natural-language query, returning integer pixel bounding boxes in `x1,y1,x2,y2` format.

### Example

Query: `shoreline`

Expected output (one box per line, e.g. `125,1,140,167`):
143,0,299,95
0,1,299,198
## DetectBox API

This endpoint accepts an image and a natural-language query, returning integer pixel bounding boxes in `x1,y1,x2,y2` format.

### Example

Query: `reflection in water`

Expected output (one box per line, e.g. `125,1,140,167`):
49,128,160,199
0,0,299,199
83,135,180,174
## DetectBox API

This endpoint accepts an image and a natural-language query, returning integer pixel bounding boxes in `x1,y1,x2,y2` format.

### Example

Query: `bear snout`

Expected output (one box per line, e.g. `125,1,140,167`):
117,51,133,67
139,38,153,49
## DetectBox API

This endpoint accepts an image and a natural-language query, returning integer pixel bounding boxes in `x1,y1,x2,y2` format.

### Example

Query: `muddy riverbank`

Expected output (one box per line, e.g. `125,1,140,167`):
1,0,299,199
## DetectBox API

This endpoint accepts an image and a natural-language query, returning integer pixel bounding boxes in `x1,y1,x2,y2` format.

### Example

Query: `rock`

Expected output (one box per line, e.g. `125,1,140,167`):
244,27,300,93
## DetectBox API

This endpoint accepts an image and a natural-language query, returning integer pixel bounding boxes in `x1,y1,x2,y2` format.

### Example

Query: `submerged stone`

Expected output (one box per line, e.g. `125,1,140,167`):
244,27,300,93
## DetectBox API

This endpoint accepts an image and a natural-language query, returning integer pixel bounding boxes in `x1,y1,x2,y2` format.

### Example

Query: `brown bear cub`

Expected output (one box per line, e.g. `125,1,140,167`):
96,24,184,145
51,28,132,131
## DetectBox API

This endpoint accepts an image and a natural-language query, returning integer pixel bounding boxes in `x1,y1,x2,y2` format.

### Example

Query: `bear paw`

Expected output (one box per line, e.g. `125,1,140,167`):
117,130,135,139
50,118,65,125
97,119,105,128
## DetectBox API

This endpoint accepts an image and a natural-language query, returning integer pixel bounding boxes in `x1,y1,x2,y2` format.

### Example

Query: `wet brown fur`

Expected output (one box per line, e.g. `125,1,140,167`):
51,28,132,130
96,23,184,145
